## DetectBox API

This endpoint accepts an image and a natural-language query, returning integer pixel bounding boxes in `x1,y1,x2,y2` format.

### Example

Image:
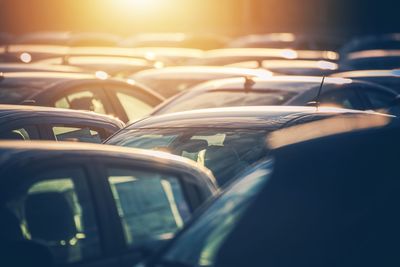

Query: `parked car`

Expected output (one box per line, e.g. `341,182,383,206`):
331,69,400,92
340,49,400,70
131,66,273,98
228,33,344,51
340,33,400,55
140,114,400,267
0,141,217,267
188,48,339,66
0,62,85,73
106,106,391,186
0,72,164,122
151,76,400,115
120,32,229,50
0,104,124,142
226,59,338,76
36,56,154,77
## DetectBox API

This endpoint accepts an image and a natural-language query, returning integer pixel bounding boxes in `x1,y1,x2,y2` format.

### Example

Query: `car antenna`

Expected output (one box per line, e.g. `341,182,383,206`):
62,55,70,65
244,76,255,92
307,76,325,111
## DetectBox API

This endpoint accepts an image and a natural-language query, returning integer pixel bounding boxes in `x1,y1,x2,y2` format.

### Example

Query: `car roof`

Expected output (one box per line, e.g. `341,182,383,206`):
0,63,85,73
332,69,400,78
203,48,339,61
187,76,353,93
227,60,338,71
132,66,273,79
0,140,214,182
347,49,400,60
128,106,385,129
0,104,125,127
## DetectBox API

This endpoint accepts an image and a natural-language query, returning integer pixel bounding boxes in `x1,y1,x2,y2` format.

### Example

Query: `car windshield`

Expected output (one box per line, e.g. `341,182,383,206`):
107,128,271,186
156,159,273,267
135,78,204,98
156,90,296,115
0,85,42,104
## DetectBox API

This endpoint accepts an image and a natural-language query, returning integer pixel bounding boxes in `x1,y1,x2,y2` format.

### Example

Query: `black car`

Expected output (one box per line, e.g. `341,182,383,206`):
340,49,400,70
151,76,400,116
106,106,391,186
0,104,124,142
0,72,164,123
0,141,217,267
331,69,400,92
141,114,400,267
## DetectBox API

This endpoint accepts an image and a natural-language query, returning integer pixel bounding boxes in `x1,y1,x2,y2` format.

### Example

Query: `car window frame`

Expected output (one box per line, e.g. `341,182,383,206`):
6,157,120,267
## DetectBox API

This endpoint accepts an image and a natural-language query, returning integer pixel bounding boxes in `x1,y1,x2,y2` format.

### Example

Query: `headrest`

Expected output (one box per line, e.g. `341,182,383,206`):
180,139,208,153
25,192,77,242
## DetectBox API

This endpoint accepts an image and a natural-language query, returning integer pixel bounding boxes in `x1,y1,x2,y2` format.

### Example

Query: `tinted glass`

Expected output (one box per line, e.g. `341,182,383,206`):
0,85,41,104
0,126,38,140
115,91,152,122
52,126,102,143
107,168,191,247
108,128,269,186
319,89,363,109
54,90,106,114
2,168,101,264
157,91,296,115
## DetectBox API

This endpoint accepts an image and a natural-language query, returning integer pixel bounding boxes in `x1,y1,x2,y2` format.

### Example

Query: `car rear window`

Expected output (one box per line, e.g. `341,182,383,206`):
157,90,297,114
0,85,41,104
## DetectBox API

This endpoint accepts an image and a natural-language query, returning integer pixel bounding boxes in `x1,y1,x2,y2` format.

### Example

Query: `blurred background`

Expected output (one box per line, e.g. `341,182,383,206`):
1,0,399,37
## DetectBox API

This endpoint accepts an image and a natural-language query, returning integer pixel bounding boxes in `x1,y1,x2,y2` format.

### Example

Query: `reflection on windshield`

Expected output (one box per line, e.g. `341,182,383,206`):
108,128,269,186
157,91,296,115
160,159,273,267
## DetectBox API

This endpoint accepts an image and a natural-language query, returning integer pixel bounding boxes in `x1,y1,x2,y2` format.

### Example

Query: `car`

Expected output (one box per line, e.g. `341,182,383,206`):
0,141,217,267
340,33,400,55
331,69,400,92
13,31,72,46
340,49,400,70
36,56,155,77
106,106,391,186
0,104,124,142
119,32,229,50
131,66,273,98
228,33,344,51
0,44,69,63
151,76,400,116
0,62,85,73
225,59,338,76
188,48,339,66
0,72,164,123
140,114,400,267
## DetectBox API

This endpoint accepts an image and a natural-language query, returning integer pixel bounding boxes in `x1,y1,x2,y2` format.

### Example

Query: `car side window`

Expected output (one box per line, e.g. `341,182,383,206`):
52,126,103,143
319,89,363,109
54,90,107,114
0,126,39,140
4,168,101,264
361,89,397,109
115,90,153,122
107,168,191,248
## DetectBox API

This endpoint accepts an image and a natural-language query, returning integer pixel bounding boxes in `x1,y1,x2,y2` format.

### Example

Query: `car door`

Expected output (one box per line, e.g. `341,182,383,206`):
93,158,208,267
3,161,120,267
